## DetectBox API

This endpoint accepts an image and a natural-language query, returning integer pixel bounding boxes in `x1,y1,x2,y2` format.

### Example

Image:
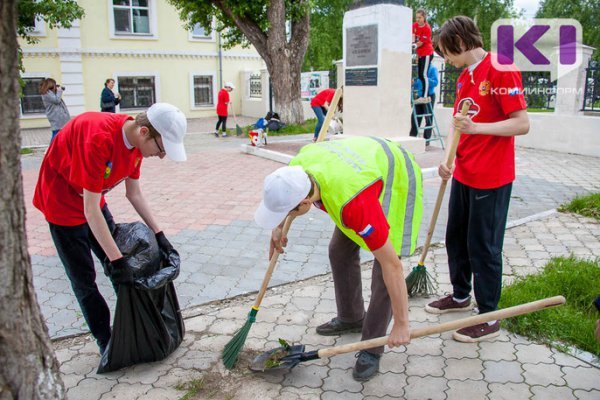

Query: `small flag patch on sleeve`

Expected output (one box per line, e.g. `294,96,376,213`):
358,224,374,238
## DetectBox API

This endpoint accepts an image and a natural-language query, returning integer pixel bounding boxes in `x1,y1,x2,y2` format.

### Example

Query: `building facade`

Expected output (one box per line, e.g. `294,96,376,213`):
19,0,264,129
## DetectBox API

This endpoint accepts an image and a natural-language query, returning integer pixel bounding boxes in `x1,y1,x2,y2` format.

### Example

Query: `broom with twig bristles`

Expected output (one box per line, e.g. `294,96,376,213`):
222,216,295,369
406,100,471,296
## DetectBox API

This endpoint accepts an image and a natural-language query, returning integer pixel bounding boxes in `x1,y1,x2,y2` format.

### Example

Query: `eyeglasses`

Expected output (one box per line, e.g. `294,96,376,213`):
153,137,165,154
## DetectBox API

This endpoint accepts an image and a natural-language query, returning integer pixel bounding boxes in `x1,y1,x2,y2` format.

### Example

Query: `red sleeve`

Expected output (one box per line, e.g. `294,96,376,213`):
341,181,389,251
491,68,527,116
420,24,432,46
70,131,112,193
412,22,418,35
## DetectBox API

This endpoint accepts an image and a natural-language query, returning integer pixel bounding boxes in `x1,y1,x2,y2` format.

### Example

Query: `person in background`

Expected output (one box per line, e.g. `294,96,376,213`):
424,16,530,343
39,78,70,142
33,103,187,355
410,64,439,144
310,88,340,142
215,82,235,137
412,9,435,104
101,79,121,113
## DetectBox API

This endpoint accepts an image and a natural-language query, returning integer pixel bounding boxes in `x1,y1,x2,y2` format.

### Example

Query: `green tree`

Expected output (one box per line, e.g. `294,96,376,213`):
303,0,353,72
536,0,600,60
1,1,82,398
169,0,311,124
405,0,518,49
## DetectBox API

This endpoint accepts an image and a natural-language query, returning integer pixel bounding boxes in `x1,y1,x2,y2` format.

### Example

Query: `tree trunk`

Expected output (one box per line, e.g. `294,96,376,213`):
266,52,306,125
0,1,66,399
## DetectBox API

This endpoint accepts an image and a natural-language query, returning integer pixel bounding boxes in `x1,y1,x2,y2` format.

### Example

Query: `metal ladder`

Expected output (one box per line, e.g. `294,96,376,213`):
411,97,445,149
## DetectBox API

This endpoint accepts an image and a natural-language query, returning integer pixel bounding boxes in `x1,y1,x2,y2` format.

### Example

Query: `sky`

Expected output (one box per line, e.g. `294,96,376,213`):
513,0,541,17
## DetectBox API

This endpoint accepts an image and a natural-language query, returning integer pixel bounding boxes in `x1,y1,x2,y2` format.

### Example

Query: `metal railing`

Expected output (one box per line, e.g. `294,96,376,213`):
249,74,262,98
582,59,600,112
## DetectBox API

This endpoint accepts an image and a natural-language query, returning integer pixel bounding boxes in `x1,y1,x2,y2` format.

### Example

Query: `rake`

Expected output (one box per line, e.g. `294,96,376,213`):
222,215,295,369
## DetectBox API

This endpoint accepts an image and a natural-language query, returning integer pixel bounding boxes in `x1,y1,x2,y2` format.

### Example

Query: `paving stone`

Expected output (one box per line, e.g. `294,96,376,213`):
323,391,364,400
552,351,591,368
281,364,328,388
97,382,151,399
478,340,517,361
562,366,600,391
483,360,524,383
530,385,576,400
488,382,532,400
362,372,406,398
443,357,484,380
66,377,117,400
514,342,554,364
441,339,480,359
323,368,362,393
404,337,443,356
446,379,489,400
403,376,447,400
379,351,409,374
522,362,566,386
404,354,445,377
59,353,98,376
573,389,600,400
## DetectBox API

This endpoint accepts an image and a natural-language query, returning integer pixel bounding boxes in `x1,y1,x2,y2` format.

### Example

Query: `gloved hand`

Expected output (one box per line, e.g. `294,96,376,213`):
109,257,134,285
155,231,174,253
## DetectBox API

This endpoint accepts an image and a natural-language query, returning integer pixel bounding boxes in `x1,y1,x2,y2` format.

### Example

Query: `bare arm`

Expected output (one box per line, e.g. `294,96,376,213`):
453,109,530,137
125,178,161,233
83,190,122,261
372,239,411,347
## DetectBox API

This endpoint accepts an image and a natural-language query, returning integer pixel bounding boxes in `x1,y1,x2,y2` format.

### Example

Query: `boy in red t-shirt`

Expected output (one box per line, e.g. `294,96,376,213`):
215,82,234,137
412,9,435,104
33,103,187,354
424,16,529,342
310,88,338,141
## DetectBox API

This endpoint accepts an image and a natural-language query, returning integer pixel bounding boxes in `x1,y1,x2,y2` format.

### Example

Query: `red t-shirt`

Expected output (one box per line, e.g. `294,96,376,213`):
310,88,336,107
453,52,527,189
216,89,229,116
412,22,434,57
33,112,143,226
315,180,389,251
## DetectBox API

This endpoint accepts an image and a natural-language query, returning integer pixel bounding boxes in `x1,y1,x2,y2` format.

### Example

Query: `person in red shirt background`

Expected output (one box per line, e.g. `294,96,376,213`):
33,103,187,355
215,82,235,137
412,9,435,104
310,88,339,142
424,16,530,342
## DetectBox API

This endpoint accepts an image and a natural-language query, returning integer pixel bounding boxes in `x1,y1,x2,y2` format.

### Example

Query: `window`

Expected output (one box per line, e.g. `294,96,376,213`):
191,23,211,39
118,76,155,109
193,75,214,106
21,77,45,115
112,0,150,35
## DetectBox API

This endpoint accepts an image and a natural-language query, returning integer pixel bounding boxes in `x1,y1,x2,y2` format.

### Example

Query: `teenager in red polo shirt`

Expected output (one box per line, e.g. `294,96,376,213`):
33,103,187,354
412,9,435,103
424,16,529,342
310,88,336,141
215,82,234,137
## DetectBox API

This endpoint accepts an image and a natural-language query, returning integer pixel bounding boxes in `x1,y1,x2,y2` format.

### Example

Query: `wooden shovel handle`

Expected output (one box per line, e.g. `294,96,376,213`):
418,100,472,265
253,215,295,308
317,295,565,358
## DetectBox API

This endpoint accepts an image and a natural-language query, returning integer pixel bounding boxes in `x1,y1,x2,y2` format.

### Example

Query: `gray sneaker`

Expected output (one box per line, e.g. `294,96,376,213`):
352,351,381,381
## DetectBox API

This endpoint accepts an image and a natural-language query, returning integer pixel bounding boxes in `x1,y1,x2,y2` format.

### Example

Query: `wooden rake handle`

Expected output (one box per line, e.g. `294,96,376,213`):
316,87,343,143
253,215,295,308
318,295,566,358
418,100,472,265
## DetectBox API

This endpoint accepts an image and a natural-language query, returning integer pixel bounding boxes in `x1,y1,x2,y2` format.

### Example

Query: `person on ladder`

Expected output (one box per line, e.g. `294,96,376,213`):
410,64,439,146
412,8,434,104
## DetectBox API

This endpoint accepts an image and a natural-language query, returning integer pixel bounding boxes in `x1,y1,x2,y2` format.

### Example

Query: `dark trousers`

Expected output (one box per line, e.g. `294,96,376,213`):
216,116,228,132
446,179,512,314
329,227,392,355
49,205,117,349
410,93,436,139
417,54,433,97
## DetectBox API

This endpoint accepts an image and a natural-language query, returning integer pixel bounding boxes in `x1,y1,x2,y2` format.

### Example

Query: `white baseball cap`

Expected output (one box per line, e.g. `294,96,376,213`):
147,103,187,162
224,82,235,89
254,166,311,229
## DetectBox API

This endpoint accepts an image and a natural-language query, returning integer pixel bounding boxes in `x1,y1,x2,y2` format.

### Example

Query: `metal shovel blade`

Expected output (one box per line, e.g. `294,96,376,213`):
249,344,305,372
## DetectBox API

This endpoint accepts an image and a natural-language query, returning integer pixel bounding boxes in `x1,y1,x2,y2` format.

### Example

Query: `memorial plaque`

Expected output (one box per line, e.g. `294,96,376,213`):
346,25,378,67
345,67,378,86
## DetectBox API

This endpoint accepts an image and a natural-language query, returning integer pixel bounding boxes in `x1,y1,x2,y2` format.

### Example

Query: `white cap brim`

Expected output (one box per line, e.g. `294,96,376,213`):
254,199,289,230
162,138,187,162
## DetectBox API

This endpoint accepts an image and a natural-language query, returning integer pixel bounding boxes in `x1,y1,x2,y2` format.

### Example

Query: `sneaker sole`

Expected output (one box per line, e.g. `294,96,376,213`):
316,326,363,336
452,329,500,343
424,302,474,314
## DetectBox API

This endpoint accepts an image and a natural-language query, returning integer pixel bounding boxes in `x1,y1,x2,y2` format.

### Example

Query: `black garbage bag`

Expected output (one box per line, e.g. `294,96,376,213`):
97,222,185,374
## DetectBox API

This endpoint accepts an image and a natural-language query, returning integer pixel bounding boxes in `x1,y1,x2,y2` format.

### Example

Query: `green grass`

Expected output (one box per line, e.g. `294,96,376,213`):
238,118,317,137
558,193,600,220
499,256,600,355
175,379,205,400
527,108,554,113
20,147,33,155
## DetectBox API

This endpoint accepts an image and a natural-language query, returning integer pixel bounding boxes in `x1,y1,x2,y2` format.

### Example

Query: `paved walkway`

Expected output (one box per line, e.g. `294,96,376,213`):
20,120,600,399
